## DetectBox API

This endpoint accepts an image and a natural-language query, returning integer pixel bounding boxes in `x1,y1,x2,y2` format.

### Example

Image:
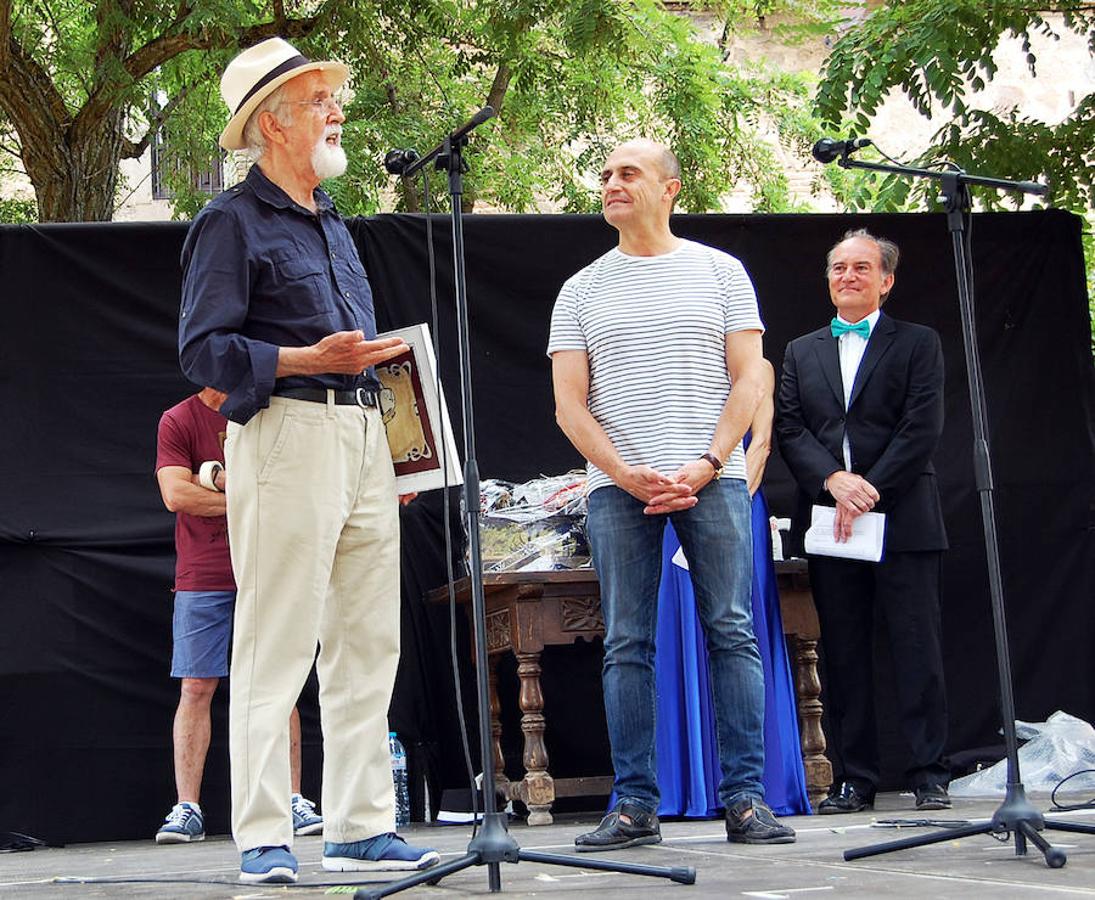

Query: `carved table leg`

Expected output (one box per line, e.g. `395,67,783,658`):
791,636,833,809
488,658,511,802
515,650,554,825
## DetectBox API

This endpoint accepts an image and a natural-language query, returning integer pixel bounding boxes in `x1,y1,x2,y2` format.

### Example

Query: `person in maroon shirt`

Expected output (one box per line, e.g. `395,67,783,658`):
154,387,323,843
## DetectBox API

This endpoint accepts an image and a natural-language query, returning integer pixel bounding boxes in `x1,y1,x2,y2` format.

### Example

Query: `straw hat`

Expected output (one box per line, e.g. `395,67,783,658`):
219,37,349,151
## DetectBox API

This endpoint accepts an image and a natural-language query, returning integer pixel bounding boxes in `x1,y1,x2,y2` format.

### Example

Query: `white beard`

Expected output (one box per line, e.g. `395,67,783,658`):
312,129,347,180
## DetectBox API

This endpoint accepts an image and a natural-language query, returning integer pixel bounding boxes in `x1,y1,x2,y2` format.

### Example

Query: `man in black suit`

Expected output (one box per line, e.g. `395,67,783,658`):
775,228,950,813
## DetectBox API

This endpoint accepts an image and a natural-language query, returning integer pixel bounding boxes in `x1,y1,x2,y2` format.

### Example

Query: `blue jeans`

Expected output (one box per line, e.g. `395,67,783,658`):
587,479,764,812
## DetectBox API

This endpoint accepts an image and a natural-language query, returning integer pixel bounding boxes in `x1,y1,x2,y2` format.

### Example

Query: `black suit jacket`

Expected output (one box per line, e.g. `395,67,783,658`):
775,313,947,554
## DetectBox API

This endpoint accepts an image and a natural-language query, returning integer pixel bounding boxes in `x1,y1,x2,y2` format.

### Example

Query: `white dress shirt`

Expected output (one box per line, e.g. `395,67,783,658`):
836,309,880,470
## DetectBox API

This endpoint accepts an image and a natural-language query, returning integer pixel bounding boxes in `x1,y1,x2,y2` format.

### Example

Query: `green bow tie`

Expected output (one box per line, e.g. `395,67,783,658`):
831,318,871,339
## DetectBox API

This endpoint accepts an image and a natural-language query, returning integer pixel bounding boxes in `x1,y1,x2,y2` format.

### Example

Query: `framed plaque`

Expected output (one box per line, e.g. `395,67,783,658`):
375,323,463,493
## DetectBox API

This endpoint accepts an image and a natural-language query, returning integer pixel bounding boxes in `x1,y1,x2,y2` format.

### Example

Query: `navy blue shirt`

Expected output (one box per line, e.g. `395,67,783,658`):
179,165,380,424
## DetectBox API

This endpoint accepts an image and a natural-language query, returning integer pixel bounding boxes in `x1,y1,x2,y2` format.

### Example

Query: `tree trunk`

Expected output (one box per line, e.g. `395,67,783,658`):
25,108,127,222
400,178,422,213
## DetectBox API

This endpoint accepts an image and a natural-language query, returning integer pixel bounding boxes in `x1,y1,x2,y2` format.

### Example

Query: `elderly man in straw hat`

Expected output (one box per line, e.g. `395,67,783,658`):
178,37,438,884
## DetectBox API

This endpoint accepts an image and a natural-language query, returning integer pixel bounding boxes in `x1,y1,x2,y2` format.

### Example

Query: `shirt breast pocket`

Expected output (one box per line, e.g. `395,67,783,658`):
268,250,334,319
332,246,368,288
276,254,324,279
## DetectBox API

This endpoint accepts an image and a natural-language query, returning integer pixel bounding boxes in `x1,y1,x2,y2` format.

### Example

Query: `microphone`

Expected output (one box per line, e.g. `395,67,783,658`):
812,137,872,164
386,108,495,178
384,148,420,175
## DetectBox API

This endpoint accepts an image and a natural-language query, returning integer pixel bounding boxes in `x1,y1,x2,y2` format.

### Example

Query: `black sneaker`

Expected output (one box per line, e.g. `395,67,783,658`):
914,783,952,811
725,797,796,844
574,798,661,853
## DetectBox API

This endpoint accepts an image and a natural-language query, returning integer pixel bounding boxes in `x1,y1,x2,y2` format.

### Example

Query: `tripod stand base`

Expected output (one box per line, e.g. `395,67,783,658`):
352,850,695,900
352,813,696,898
843,786,1095,869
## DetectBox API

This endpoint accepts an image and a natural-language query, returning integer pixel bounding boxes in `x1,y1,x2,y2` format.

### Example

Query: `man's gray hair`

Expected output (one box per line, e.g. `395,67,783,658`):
827,228,899,301
242,84,294,162
655,145,681,210
659,146,681,181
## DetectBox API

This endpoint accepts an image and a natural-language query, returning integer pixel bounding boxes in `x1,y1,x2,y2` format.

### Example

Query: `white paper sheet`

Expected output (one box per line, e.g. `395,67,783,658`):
804,505,886,562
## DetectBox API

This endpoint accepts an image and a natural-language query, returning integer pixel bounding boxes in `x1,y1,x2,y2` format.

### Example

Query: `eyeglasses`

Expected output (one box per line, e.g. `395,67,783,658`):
288,95,345,115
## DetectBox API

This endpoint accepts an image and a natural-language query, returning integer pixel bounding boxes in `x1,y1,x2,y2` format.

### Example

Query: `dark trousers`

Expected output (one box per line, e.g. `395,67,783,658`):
809,550,949,794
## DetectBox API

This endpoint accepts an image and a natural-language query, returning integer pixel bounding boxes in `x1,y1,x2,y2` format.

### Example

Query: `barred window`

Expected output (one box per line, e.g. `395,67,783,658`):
151,128,224,200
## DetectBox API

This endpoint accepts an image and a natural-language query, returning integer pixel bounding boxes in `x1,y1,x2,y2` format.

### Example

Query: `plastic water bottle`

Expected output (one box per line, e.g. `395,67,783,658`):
389,731,410,827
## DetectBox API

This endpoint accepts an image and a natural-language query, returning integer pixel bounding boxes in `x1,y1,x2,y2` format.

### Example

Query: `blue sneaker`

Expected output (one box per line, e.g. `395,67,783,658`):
291,793,324,836
239,845,298,884
322,833,440,872
155,802,205,844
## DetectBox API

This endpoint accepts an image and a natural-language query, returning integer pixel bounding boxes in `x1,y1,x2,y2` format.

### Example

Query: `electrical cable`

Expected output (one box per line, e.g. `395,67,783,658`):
871,817,973,829
0,830,44,852
1051,768,1095,811
51,875,398,888
420,165,482,837
867,141,909,168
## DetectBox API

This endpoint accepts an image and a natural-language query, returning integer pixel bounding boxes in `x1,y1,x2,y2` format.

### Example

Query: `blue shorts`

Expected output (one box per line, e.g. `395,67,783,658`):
171,590,236,679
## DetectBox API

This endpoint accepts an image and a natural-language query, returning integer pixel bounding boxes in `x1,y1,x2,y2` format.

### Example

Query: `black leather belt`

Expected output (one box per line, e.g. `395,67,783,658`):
272,387,379,408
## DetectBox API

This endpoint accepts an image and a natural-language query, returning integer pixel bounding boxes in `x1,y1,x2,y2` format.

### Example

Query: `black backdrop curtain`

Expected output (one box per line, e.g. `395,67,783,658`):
1,210,1092,844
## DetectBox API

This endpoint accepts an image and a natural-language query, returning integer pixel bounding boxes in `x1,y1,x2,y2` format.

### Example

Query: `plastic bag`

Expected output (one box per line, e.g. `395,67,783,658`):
475,471,590,572
949,710,1095,796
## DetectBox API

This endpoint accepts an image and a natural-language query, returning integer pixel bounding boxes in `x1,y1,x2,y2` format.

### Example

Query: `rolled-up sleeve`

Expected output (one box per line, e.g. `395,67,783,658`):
179,208,279,424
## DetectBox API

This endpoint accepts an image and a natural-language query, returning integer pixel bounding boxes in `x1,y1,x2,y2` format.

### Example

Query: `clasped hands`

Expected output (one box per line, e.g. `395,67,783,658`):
617,460,718,516
826,470,880,542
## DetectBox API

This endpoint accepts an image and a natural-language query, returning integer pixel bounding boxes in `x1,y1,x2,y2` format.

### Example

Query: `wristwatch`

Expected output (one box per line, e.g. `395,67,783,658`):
701,452,724,477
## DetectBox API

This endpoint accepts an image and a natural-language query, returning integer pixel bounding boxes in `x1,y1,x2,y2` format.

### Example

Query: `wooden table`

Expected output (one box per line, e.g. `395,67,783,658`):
429,562,831,824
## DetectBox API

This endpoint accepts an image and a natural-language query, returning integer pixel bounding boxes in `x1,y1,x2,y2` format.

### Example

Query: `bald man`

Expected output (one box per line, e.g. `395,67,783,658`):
549,139,795,850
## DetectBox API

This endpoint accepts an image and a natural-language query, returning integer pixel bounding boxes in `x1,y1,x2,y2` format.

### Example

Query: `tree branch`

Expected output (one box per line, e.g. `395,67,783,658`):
0,0,11,71
78,4,330,142
375,69,422,212
0,32,71,138
235,12,329,49
485,62,511,113
121,84,193,159
121,30,209,83
121,4,328,86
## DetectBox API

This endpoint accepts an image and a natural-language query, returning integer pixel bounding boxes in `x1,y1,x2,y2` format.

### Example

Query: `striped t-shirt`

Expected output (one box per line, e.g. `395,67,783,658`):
547,239,764,496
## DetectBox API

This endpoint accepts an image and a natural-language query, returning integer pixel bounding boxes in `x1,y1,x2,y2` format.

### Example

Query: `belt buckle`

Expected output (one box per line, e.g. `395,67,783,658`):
354,387,372,408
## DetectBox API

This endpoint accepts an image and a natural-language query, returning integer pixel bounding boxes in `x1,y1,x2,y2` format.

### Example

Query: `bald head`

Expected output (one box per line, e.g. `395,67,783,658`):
610,139,680,181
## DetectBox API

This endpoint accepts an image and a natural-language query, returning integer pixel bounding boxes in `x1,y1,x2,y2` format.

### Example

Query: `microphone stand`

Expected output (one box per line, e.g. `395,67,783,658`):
826,148,1094,867
355,109,696,899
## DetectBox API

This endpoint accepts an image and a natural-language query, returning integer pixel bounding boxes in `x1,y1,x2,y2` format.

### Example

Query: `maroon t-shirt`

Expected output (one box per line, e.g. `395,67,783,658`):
156,395,235,591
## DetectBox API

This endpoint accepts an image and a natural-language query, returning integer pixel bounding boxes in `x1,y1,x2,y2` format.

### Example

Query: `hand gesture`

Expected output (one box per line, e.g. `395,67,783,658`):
311,331,408,374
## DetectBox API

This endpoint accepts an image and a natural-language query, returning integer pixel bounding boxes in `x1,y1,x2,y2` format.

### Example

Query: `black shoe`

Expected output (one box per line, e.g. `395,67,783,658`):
817,782,875,815
914,783,952,811
725,797,796,844
574,798,661,853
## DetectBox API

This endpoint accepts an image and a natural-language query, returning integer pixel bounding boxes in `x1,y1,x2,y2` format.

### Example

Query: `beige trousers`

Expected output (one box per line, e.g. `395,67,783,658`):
225,395,400,852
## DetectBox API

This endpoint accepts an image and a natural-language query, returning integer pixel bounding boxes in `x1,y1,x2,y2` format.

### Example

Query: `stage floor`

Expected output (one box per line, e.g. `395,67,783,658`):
4,793,1095,898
